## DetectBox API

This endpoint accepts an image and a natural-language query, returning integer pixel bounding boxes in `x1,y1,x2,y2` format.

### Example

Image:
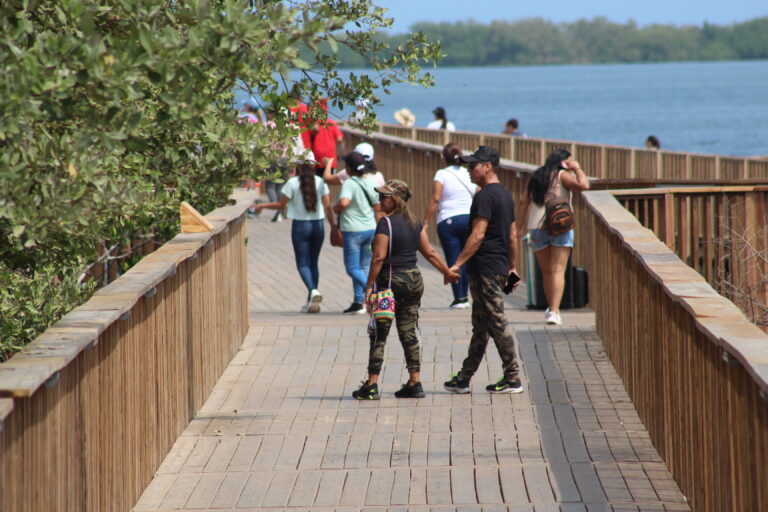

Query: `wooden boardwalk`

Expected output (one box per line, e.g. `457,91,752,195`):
133,215,690,512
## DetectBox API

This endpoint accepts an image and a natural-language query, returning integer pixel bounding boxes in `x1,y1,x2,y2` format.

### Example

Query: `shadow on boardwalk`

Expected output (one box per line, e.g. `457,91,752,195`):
133,216,690,512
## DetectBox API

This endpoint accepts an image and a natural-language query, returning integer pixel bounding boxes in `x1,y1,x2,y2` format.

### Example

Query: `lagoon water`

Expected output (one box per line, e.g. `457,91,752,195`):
239,60,768,157
372,60,768,157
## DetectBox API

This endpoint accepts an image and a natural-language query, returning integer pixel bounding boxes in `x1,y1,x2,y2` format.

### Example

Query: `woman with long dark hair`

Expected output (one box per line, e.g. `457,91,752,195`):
422,143,477,308
427,106,456,131
516,149,589,325
352,180,458,400
255,154,335,313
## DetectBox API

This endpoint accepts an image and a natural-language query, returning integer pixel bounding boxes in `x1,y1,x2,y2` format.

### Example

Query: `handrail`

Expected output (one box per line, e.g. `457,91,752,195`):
0,189,255,512
0,189,255,399
583,190,768,392
379,122,768,181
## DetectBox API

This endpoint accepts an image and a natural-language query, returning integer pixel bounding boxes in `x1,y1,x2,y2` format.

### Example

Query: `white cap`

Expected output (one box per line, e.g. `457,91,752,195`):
354,142,374,161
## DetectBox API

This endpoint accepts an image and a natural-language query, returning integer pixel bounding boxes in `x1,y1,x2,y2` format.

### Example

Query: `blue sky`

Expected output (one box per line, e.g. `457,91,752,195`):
375,0,768,33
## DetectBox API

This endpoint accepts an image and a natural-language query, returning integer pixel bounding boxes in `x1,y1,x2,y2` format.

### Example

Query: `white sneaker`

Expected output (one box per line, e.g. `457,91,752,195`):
545,308,562,325
301,300,320,313
310,289,323,304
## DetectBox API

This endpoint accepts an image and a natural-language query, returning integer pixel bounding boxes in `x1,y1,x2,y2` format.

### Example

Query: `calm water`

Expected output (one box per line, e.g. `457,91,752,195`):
238,60,768,157
371,60,768,157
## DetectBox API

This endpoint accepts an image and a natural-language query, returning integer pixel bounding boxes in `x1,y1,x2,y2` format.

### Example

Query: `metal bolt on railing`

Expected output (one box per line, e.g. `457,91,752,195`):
119,311,131,321
721,348,739,366
44,372,60,388
144,287,157,298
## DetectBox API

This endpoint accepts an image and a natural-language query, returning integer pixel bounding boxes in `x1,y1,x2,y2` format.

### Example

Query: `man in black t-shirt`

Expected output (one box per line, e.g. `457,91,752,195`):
443,146,524,395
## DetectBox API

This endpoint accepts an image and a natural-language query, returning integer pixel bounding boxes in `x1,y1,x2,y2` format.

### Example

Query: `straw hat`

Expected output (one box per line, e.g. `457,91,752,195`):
393,108,416,127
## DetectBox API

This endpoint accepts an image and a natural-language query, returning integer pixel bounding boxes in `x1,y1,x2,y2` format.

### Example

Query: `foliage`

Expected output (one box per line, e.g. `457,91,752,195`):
0,0,440,360
333,16,768,67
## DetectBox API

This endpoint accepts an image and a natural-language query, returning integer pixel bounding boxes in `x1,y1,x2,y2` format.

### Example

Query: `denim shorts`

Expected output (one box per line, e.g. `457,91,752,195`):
530,229,574,251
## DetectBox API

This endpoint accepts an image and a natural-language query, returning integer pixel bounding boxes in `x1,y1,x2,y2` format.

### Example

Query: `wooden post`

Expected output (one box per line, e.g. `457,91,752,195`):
663,193,675,250
180,202,214,233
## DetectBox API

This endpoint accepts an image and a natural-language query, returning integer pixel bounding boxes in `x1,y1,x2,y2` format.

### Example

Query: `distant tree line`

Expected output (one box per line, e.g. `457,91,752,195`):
330,16,768,67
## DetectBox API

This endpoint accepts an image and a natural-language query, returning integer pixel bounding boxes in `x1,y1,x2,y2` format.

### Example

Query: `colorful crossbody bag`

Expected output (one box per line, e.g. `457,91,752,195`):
369,217,396,321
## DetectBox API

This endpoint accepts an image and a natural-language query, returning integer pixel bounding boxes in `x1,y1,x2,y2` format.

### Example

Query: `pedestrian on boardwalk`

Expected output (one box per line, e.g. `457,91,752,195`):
333,152,381,315
352,180,459,400
309,98,344,177
254,153,335,313
443,146,524,395
421,143,477,309
645,135,661,150
502,118,526,137
427,106,456,131
322,142,385,187
516,149,589,325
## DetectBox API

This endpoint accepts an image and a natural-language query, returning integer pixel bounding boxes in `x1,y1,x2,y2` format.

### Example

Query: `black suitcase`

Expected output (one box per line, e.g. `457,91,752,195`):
525,235,588,309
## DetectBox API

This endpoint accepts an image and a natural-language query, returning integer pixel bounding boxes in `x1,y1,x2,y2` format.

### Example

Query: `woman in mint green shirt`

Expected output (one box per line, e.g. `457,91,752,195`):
332,152,381,314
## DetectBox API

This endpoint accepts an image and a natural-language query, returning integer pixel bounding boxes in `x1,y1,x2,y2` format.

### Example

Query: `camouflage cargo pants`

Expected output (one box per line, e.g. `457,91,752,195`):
368,268,424,375
458,274,520,382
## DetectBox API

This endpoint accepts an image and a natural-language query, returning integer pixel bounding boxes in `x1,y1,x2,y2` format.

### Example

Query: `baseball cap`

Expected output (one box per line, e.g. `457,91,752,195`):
459,145,500,167
354,142,374,161
343,151,367,172
375,179,412,201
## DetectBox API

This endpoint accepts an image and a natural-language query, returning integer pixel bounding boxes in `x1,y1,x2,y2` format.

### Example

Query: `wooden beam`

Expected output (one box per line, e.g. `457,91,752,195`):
180,201,214,233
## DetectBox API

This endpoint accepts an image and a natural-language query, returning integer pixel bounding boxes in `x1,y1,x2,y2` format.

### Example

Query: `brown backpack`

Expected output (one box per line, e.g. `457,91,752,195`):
542,170,574,235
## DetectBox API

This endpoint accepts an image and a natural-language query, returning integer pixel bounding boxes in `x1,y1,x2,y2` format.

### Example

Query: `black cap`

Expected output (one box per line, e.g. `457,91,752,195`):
459,145,500,167
432,106,445,117
343,151,367,173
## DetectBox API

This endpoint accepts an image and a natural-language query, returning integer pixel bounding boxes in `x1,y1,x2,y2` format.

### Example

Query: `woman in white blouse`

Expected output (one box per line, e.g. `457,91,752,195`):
422,143,477,308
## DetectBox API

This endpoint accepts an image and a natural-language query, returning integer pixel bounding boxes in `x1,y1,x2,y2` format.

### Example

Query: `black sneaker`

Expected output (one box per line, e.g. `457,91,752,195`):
394,382,425,398
443,374,470,394
352,381,380,400
486,377,524,394
343,302,366,315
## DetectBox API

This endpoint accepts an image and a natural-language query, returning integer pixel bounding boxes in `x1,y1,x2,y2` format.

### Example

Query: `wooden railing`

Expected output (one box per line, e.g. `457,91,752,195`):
613,186,768,328
0,190,255,512
578,190,768,512
344,126,768,511
380,123,768,181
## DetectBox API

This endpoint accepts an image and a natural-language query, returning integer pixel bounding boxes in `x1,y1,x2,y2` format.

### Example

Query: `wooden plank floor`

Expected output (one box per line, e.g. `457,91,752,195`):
133,215,690,512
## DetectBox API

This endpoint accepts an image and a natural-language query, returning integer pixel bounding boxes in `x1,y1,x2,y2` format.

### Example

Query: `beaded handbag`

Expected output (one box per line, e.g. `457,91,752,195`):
369,217,396,321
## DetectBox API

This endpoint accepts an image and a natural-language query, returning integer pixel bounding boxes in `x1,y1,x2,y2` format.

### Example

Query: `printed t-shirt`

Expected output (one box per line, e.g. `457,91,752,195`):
467,183,515,276
338,176,379,232
433,165,477,223
281,176,329,221
375,214,422,273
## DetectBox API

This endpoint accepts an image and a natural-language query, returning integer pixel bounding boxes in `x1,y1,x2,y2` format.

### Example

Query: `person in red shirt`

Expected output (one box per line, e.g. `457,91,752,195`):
288,94,312,150
309,98,344,176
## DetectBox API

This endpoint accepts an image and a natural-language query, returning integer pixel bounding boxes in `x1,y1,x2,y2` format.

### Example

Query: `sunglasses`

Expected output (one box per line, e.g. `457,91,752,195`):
378,193,392,200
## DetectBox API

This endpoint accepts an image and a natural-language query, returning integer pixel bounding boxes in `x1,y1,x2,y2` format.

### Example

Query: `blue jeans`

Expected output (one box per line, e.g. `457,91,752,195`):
291,219,324,298
342,229,375,303
437,214,470,300
530,228,574,251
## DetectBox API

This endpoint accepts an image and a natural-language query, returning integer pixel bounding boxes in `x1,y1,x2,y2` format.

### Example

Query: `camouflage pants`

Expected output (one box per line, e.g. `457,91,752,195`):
368,268,424,375
458,274,520,382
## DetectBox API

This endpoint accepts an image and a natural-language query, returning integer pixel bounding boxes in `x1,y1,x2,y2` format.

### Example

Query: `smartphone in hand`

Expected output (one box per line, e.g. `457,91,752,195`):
504,271,521,294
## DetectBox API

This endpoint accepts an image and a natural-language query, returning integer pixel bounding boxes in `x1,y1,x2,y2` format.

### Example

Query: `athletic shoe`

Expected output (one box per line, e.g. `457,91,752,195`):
443,374,470,394
307,289,322,313
352,381,380,400
271,212,283,222
394,382,425,398
449,298,470,309
545,308,562,325
486,377,524,394
343,302,366,314
300,301,319,313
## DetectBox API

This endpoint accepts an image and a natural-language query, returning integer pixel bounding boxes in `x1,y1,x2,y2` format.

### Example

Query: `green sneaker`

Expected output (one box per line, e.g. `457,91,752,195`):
352,381,380,400
486,377,524,394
